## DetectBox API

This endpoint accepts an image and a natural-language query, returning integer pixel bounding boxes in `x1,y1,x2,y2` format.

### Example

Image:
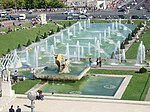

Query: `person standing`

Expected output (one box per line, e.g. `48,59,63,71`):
16,106,21,112
99,57,102,67
9,105,15,112
96,58,99,67
89,58,92,67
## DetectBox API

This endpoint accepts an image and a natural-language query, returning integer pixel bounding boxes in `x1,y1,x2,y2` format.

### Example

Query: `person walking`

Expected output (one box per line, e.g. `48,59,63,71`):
9,105,15,112
16,106,21,112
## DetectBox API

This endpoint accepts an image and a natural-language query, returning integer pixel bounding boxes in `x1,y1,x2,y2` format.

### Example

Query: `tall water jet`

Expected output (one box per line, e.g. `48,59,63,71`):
61,32,64,43
108,26,111,38
99,33,102,45
104,30,107,41
112,22,115,32
136,41,145,64
97,40,101,57
66,43,70,60
45,40,48,52
79,22,83,34
87,18,90,28
73,25,76,36
54,36,57,48
94,37,97,46
34,46,38,69
76,41,80,61
114,41,121,60
81,46,84,58
84,21,86,30
67,28,70,40
50,45,55,64
122,49,126,61
115,20,118,31
88,42,92,55
25,47,29,64
119,18,122,29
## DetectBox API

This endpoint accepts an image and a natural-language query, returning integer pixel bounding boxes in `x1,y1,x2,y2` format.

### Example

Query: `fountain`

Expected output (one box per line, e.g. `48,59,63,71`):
73,25,76,37
104,30,107,41
0,21,139,98
45,40,48,52
14,21,136,80
122,49,126,61
108,26,111,38
136,41,145,64
61,32,64,43
88,42,92,55
66,43,70,60
76,41,80,61
53,36,57,49
50,45,55,64
25,47,29,64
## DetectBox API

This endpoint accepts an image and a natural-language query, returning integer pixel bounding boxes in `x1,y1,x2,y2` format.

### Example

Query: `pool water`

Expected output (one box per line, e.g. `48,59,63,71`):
40,76,124,96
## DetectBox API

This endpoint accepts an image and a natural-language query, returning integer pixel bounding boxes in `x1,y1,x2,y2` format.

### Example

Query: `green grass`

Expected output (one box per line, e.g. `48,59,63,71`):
12,79,40,94
88,69,150,101
126,28,150,60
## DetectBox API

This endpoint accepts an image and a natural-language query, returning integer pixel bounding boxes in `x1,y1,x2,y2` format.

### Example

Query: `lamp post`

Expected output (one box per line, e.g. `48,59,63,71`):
27,91,37,112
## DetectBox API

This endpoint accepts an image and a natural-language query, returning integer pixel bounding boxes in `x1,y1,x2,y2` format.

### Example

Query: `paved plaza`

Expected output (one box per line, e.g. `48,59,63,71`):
1,95,150,112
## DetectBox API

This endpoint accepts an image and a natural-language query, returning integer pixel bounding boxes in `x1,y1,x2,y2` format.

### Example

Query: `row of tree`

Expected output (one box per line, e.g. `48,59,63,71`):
0,0,65,9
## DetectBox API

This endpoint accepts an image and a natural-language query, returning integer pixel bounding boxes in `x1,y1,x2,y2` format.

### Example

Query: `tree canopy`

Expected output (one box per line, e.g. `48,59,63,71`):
0,0,65,9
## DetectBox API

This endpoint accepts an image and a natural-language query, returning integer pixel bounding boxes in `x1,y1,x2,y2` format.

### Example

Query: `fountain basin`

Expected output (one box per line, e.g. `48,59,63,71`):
35,65,90,81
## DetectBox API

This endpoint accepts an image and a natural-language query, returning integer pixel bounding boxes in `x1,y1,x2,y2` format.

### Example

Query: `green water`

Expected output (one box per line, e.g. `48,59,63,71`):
40,76,124,96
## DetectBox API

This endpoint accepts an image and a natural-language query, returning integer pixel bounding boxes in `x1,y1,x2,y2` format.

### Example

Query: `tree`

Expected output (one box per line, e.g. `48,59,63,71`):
57,27,60,32
26,39,32,46
63,24,66,29
120,42,125,49
35,36,40,42
127,33,132,40
17,44,22,50
7,48,11,53
124,38,129,45
42,32,47,39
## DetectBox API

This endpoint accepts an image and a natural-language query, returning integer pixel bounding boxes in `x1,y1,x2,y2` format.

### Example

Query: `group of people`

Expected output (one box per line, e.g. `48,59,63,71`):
9,105,21,112
89,57,102,67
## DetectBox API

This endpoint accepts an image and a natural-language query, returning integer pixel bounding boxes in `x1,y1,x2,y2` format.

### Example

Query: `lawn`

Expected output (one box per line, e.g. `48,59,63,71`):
0,20,76,57
88,69,150,101
126,28,150,60
12,79,40,94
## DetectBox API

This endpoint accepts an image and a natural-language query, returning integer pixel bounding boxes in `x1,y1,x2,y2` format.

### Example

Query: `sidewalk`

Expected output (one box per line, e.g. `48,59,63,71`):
1,95,150,112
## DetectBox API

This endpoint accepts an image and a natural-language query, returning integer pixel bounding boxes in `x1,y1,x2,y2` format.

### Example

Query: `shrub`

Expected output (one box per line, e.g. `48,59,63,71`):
69,21,71,26
120,42,125,49
139,67,147,73
124,38,129,45
26,40,32,47
35,36,40,42
7,49,11,53
63,24,66,29
17,44,22,50
57,27,60,32
127,33,132,40
42,32,47,39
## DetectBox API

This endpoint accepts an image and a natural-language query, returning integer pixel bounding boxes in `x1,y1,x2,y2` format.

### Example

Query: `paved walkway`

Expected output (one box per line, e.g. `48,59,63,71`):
1,95,150,112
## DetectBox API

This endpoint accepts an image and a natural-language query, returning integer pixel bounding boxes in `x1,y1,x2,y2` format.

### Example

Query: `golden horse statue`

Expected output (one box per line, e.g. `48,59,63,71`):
54,54,65,72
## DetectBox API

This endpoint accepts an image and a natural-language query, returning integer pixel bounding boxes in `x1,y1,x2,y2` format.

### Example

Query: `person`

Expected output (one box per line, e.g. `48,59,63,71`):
96,58,99,67
89,58,92,67
16,106,21,112
9,105,15,112
96,57,102,67
99,57,102,67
